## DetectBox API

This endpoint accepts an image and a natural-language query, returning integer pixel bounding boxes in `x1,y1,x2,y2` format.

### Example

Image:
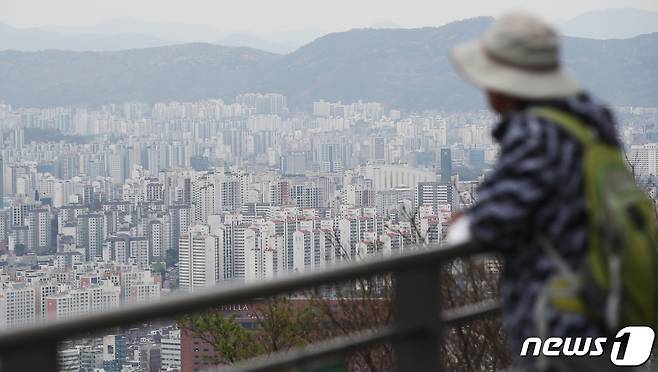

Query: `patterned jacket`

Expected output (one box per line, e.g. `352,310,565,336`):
465,94,621,360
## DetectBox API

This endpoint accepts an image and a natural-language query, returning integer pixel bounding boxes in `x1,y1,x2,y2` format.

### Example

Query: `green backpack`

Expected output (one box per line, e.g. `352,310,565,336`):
531,107,658,333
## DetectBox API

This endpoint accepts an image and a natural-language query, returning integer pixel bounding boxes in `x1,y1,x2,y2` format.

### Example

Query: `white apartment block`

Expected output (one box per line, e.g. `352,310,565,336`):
245,232,283,282
0,284,36,329
127,282,160,305
129,237,150,270
46,283,120,321
628,143,658,177
58,348,81,372
178,225,222,291
361,165,436,191
35,283,58,321
292,230,327,272
160,329,181,371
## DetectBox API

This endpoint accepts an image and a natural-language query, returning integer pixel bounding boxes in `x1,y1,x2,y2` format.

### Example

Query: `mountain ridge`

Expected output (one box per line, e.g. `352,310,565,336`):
1,17,657,111
561,8,658,40
2,19,323,53
0,22,174,52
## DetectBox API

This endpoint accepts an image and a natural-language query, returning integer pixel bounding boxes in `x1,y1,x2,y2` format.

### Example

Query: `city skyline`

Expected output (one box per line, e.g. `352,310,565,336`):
0,85,655,370
0,4,656,368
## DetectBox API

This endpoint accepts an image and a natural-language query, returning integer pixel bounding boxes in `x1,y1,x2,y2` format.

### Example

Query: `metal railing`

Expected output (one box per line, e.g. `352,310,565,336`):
0,242,500,372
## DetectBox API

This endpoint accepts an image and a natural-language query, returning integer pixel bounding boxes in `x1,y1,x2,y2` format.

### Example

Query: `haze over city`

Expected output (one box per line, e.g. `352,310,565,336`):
0,2,657,371
3,0,658,30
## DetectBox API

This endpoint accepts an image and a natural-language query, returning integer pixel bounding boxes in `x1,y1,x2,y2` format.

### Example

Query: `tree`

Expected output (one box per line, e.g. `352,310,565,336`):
309,274,393,372
165,248,178,268
151,262,166,277
440,258,511,371
253,297,317,352
179,297,319,367
178,311,261,365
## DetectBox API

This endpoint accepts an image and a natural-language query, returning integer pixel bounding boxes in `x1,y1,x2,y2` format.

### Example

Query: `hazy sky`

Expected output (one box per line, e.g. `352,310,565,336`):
2,0,658,32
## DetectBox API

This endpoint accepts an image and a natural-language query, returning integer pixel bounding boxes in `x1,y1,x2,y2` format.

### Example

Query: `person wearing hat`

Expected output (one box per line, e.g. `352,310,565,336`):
448,11,628,372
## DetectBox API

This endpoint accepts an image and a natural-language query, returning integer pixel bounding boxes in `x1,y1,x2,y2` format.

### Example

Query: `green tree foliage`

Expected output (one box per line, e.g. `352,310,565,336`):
254,297,317,352
151,262,166,277
180,297,319,367
178,311,261,365
164,249,178,268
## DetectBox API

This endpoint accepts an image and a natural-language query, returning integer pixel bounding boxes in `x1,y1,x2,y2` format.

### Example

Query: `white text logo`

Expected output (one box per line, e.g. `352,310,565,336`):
520,326,655,366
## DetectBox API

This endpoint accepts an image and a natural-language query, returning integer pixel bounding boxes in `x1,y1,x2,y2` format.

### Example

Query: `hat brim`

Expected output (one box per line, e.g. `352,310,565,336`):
451,40,582,99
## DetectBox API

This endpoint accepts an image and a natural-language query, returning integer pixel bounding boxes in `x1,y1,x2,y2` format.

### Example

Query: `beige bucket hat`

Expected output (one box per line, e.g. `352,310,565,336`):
451,11,582,99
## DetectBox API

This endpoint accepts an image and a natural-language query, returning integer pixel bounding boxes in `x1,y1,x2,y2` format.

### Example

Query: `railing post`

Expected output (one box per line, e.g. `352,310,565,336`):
0,342,58,372
393,263,442,371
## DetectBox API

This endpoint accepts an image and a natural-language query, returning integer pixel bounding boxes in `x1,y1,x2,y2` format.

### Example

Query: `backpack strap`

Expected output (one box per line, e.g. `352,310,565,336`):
530,107,598,146
532,107,625,331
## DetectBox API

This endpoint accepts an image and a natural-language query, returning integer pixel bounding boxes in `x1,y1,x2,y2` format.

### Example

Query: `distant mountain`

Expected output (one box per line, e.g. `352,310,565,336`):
562,8,658,39
44,18,324,53
0,23,173,51
370,22,404,29
266,17,492,110
1,17,657,110
268,17,658,110
562,33,658,107
2,20,311,54
217,33,297,54
44,17,223,44
0,43,278,106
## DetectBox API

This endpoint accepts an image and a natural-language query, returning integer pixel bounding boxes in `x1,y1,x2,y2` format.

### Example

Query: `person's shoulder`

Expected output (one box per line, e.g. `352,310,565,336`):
504,108,554,139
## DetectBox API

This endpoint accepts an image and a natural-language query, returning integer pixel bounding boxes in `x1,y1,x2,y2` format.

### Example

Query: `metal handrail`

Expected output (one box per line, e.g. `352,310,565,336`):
0,241,500,371
0,241,483,348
